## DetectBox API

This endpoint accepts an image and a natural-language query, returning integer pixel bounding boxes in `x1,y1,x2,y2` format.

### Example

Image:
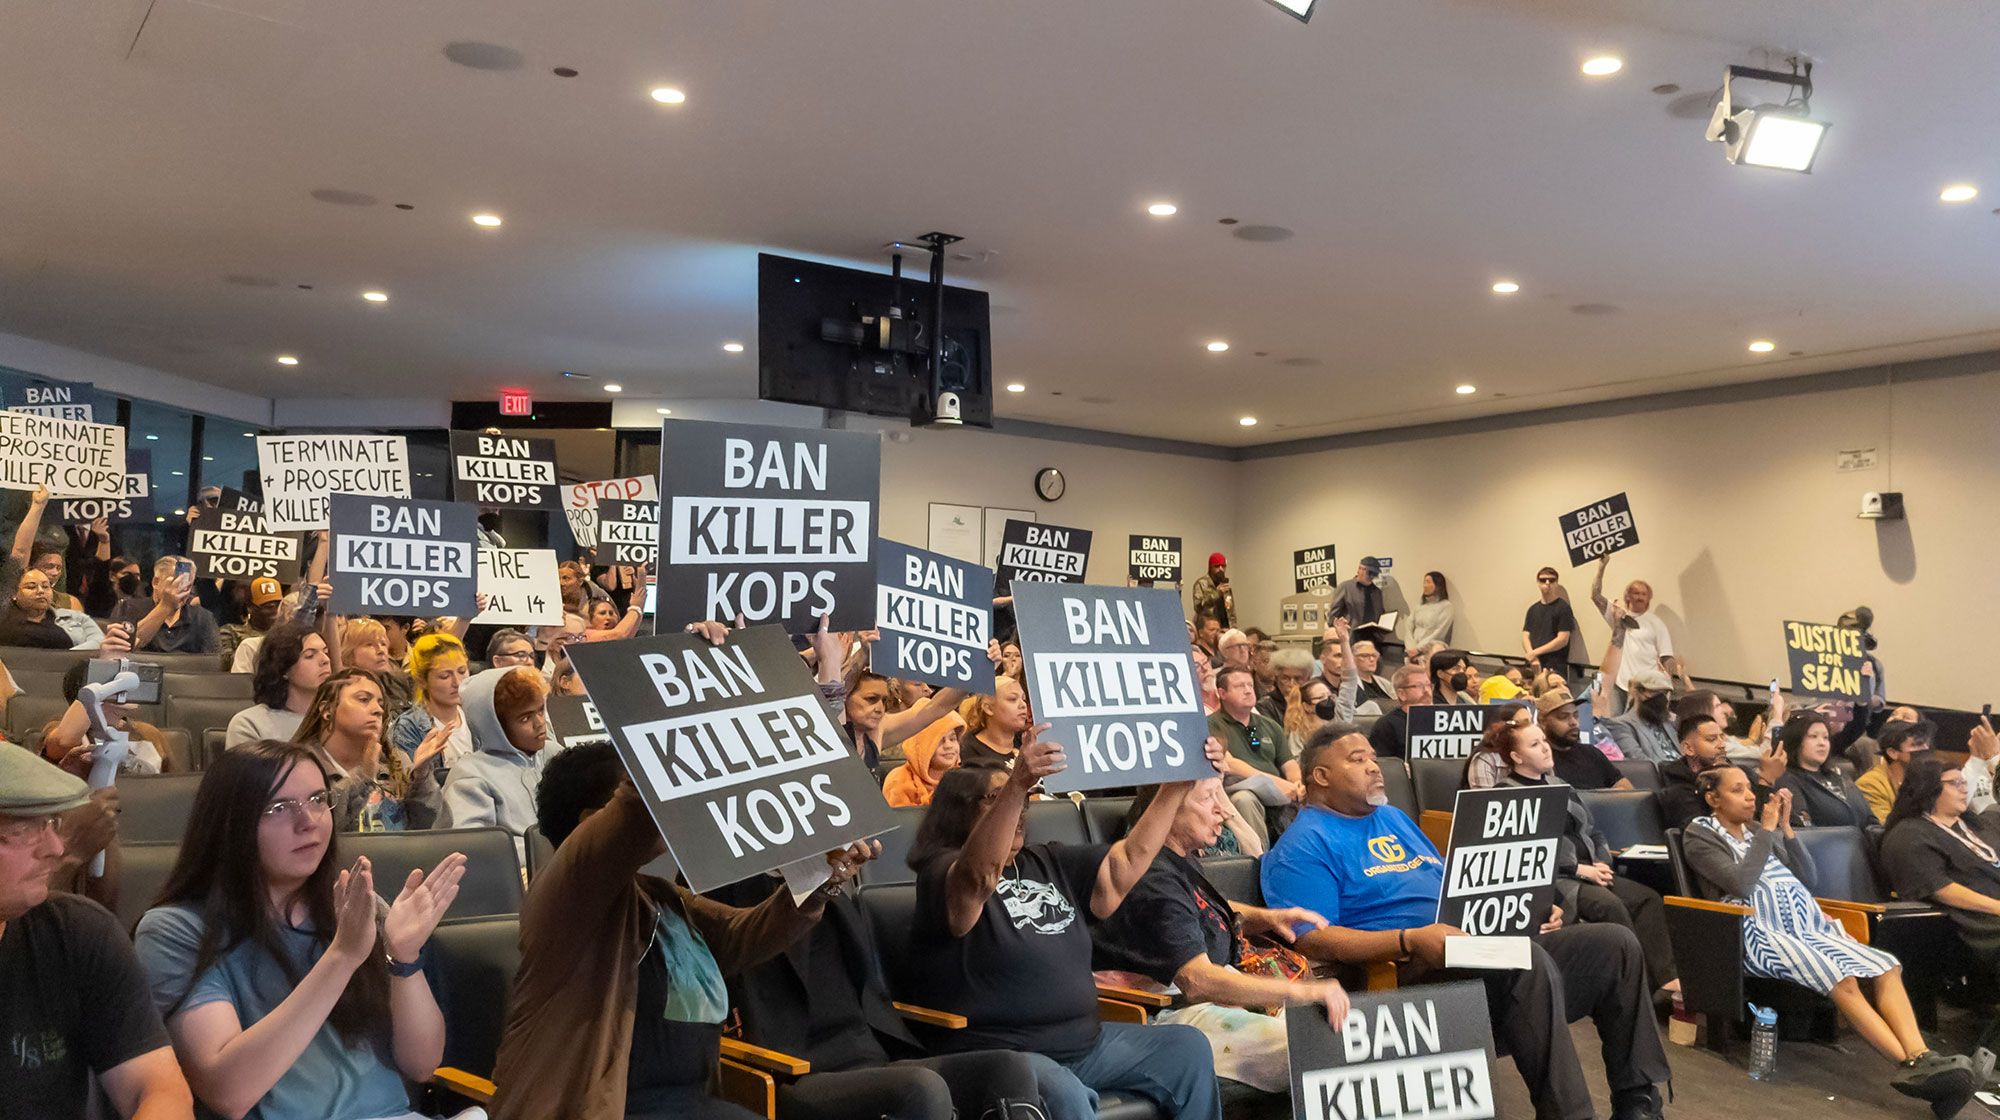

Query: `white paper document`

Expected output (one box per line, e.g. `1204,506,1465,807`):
1444,935,1532,970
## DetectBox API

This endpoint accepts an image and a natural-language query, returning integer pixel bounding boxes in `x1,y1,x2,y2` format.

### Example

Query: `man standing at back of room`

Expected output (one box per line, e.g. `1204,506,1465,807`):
1327,557,1384,628
1523,566,1579,683
1591,557,1683,707
1191,553,1236,631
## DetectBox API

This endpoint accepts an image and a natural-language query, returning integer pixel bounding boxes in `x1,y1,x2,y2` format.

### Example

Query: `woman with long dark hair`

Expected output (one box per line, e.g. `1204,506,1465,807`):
226,622,332,747
1883,756,2000,974
294,669,449,832
1411,570,1455,648
133,741,466,1119
1427,648,1475,706
1775,713,1874,827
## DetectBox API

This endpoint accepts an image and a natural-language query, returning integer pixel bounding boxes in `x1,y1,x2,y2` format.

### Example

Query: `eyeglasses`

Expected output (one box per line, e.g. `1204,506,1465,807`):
0,814,61,848
1943,777,1969,790
1536,577,1557,584
261,790,333,824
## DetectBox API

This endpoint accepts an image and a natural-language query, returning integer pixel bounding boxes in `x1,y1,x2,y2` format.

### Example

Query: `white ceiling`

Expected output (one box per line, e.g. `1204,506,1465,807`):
1,0,1996,446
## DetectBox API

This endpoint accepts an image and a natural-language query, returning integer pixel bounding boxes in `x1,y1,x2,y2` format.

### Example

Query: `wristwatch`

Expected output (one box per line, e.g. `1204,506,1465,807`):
384,951,423,979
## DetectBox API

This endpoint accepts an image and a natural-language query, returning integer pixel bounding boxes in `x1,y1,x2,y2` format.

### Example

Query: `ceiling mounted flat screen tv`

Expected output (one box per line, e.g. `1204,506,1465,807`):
757,252,993,427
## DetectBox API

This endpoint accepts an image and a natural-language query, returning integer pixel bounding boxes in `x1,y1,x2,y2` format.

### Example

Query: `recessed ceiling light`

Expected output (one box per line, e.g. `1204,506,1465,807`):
1205,340,1230,353
1581,56,1624,76
361,290,389,303
1239,416,1258,427
1748,339,1777,353
201,455,214,462
1005,382,1026,393
1455,384,1477,395
471,212,504,227
656,407,673,415
242,431,255,438
721,342,745,353
144,433,160,440
1491,281,1520,294
1940,184,1979,203
1146,202,1178,217
603,382,623,392
275,355,299,366
650,86,686,104
154,516,165,523
170,470,183,476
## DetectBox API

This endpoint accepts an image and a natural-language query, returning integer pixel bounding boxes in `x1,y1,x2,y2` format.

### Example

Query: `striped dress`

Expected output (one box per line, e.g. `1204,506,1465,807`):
1691,816,1899,995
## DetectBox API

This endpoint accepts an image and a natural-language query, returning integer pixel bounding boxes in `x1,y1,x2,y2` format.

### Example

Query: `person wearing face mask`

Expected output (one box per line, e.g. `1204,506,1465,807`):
1658,713,1787,832
1859,721,1937,825
220,577,285,671
1599,669,1679,764
108,555,146,616
1426,648,1476,706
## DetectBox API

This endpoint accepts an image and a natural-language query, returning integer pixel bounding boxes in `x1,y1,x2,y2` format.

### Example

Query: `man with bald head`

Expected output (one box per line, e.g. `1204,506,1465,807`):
1260,724,1670,1120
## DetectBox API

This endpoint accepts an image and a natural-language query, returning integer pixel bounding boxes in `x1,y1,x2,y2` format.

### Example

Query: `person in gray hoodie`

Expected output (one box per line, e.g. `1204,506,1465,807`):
441,665,555,840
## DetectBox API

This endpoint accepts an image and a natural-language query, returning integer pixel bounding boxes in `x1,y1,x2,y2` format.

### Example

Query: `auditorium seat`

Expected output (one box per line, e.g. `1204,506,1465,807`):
1199,855,1263,907
522,825,554,880
345,828,522,918
114,842,179,932
7,691,69,736
1379,759,1418,818
8,667,69,697
157,728,196,773
201,728,227,768
430,916,522,1079
162,671,254,700
1410,758,1464,814
1082,795,1133,844
1024,797,1088,846
164,695,247,748
1791,825,1958,1023
1612,759,1660,789
861,805,926,886
117,773,205,844
1579,789,1666,852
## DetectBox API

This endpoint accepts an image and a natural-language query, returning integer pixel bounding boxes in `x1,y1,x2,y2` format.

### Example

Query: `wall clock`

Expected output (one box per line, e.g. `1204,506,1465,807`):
1034,467,1065,502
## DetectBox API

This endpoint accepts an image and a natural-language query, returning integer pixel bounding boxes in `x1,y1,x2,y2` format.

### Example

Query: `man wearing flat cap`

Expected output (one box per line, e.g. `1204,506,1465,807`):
1327,557,1385,628
0,742,193,1118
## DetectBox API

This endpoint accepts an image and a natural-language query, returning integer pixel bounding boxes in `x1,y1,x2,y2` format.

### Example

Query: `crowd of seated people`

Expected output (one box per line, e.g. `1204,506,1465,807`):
8,531,2000,1120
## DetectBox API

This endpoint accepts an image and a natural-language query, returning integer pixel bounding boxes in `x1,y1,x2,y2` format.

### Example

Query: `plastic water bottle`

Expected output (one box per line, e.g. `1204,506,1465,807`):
1747,1003,1778,1080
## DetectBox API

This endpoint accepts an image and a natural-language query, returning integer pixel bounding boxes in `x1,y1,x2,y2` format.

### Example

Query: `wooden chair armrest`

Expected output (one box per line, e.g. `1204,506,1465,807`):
1816,900,1873,943
1817,896,1886,914
431,1067,495,1106
1664,895,1752,916
718,1037,811,1077
1365,960,1400,991
716,1056,776,1120
1095,983,1172,1009
1097,997,1150,1024
1420,811,1454,856
893,1001,969,1029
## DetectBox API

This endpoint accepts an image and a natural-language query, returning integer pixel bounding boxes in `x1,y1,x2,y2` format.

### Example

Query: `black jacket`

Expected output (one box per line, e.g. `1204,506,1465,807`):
1659,758,1782,833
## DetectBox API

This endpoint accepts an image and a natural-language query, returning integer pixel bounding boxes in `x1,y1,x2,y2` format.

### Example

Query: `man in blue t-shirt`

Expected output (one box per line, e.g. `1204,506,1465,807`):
1262,724,1671,1120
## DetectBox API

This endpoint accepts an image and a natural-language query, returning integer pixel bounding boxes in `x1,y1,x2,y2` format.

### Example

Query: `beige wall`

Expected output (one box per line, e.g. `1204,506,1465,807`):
1230,365,2000,709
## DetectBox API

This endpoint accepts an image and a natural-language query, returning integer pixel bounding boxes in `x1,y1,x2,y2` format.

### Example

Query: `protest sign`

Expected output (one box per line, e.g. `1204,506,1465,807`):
658,419,880,632
545,694,612,751
1406,705,1519,760
188,494,303,583
563,476,658,551
449,431,559,508
1557,492,1639,568
328,495,478,617
215,487,261,513
0,412,125,497
1294,544,1337,593
7,379,95,422
1436,786,1568,936
1783,619,1867,699
564,626,897,893
1286,983,1497,1120
257,435,410,532
1127,534,1182,585
1013,583,1211,794
600,499,659,567
54,449,151,523
996,518,1091,585
474,548,563,626
873,540,994,693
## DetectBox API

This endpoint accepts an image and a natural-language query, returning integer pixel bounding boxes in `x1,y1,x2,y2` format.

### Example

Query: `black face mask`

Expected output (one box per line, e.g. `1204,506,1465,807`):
1315,696,1339,722
1640,693,1671,722
117,573,141,596
1448,672,1470,694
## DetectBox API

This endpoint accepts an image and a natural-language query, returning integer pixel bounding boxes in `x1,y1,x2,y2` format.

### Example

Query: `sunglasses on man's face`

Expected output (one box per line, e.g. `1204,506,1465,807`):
1537,577,1556,585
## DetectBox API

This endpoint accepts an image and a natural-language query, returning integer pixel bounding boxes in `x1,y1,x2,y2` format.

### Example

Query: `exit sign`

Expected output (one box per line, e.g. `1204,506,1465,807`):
498,388,532,417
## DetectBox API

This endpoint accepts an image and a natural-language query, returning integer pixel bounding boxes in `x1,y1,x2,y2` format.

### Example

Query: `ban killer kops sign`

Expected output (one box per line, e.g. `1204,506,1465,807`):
564,626,897,893
328,495,479,617
1013,583,1212,795
997,518,1091,585
189,491,304,584
1128,534,1182,585
449,431,560,508
1557,492,1639,568
600,499,659,567
874,540,994,693
1436,786,1567,936
7,379,95,421
658,419,880,633
1286,983,1497,1120
1295,544,1337,594
1405,705,1519,760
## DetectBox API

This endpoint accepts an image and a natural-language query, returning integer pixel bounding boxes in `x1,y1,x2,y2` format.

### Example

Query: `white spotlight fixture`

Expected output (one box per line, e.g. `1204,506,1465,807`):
1581,56,1623,77
1455,384,1477,395
1005,382,1026,393
471,212,503,228
1260,0,1314,22
1748,339,1777,353
361,290,389,303
1491,281,1520,294
275,355,299,366
650,86,686,104
1705,61,1828,173
721,341,745,353
603,382,623,392
1146,202,1178,217
1940,184,1979,203
1239,416,1258,427
1205,340,1230,353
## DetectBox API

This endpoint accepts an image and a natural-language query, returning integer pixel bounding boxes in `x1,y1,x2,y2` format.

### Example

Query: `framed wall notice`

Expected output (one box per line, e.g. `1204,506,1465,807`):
983,507,1035,569
927,502,982,563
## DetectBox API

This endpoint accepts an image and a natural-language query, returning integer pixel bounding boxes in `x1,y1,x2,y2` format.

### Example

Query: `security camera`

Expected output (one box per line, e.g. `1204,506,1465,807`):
1858,491,1905,520
933,391,963,426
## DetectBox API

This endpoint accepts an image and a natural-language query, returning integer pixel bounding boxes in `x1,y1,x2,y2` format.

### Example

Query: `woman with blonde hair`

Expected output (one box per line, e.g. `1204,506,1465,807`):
295,669,449,831
387,633,470,778
338,617,414,717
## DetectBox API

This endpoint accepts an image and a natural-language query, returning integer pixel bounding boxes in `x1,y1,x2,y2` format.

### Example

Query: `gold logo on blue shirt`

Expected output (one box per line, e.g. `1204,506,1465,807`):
1368,836,1406,863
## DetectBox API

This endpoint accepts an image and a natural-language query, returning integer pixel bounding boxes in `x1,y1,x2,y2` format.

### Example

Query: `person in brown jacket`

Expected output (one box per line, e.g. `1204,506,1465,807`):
490,737,875,1120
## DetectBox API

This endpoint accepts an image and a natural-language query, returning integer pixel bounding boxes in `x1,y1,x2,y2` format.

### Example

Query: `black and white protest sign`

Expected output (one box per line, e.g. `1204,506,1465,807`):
1013,583,1211,794
328,495,478,617
1437,786,1567,936
1557,492,1639,568
0,413,125,497
7,379,95,422
657,420,879,632
1286,983,1496,1120
1406,705,1517,760
873,540,994,693
564,626,897,893
449,431,559,508
257,434,411,532
189,494,303,584
996,519,1091,585
54,449,152,523
600,499,659,567
1294,544,1337,593
546,695,612,751
474,548,564,626
1127,534,1182,585
1783,619,1867,699
564,475,658,550
215,486,261,513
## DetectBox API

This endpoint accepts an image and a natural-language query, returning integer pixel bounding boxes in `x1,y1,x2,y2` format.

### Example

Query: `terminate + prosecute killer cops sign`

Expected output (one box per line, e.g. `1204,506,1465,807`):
258,434,412,532
1013,583,1212,795
0,413,126,498
1557,492,1639,568
873,540,995,693
657,419,880,632
328,495,479,617
1286,983,1497,1120
1436,786,1567,937
449,430,560,508
54,449,152,523
564,626,897,893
